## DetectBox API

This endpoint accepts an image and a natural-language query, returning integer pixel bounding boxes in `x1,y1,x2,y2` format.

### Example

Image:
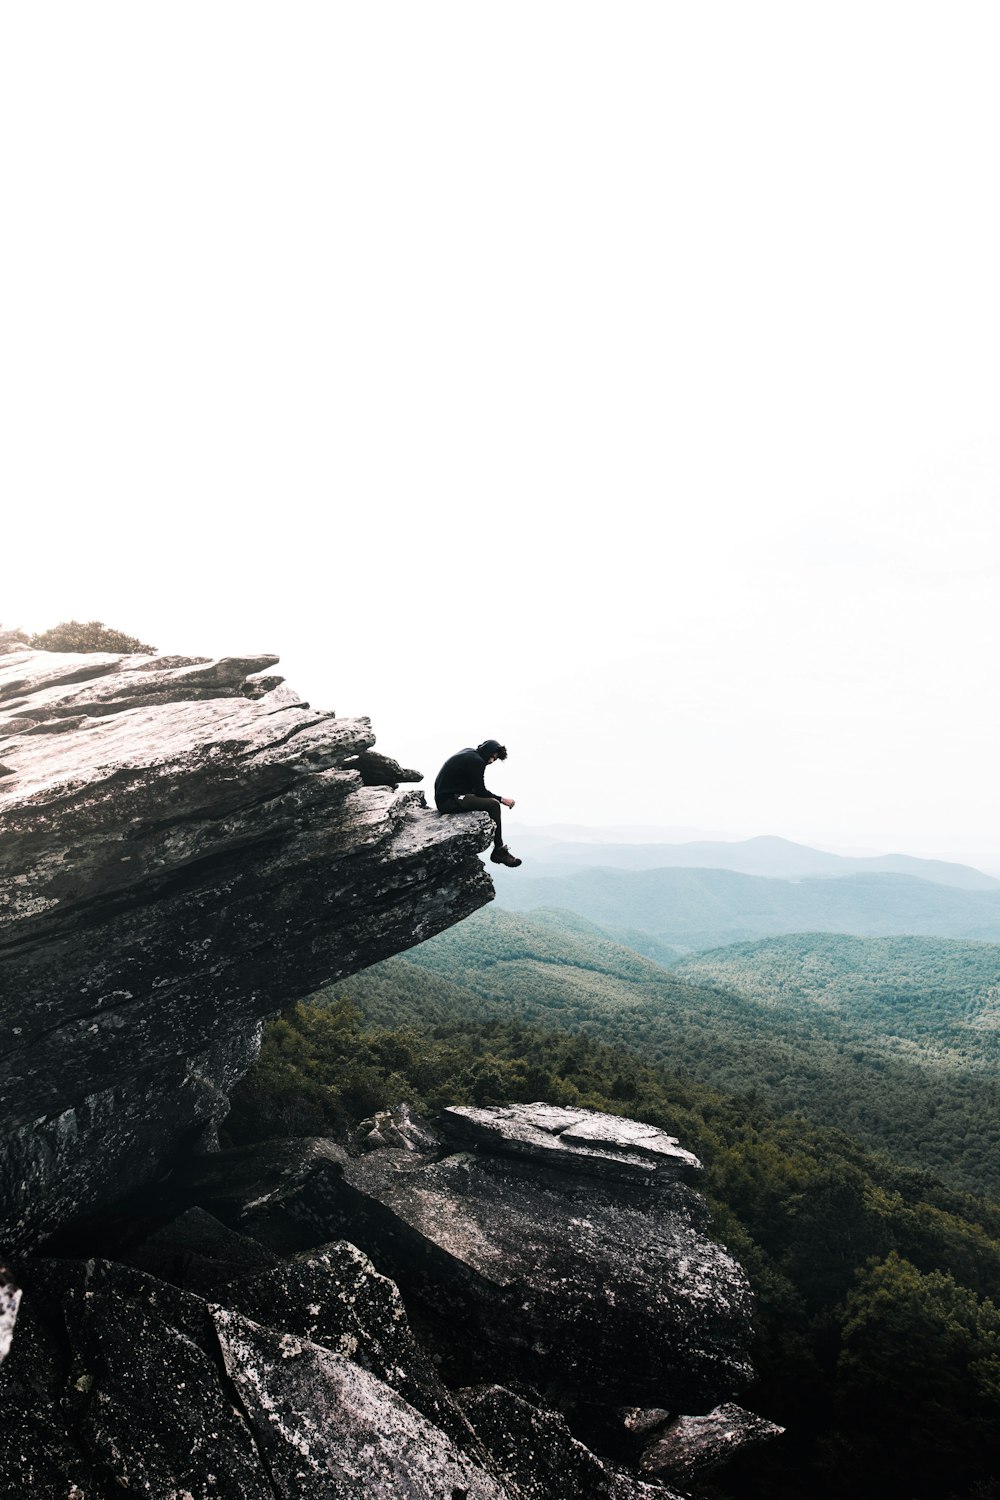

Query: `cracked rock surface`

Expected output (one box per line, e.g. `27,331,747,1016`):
302,1106,754,1411
214,1308,514,1500
0,648,494,1254
442,1102,704,1184
458,1383,686,1500
0,1115,770,1499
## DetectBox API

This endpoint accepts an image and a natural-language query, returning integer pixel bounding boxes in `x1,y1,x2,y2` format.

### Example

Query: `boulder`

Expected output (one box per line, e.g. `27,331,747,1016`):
212,1308,514,1500
0,1273,98,1497
639,1401,785,1480
357,1101,443,1154
0,1258,272,1498
442,1102,703,1184
161,1136,350,1250
119,1206,283,1295
326,1106,753,1410
224,1240,480,1452
342,748,423,787
1,1251,508,1500
0,1116,772,1498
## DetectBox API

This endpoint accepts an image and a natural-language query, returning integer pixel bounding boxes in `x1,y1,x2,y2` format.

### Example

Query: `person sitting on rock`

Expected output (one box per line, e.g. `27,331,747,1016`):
434,739,522,868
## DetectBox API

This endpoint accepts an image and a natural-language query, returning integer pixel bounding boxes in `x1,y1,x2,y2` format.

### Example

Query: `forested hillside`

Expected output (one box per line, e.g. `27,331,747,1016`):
226,997,1000,1500
675,933,1000,1068
225,904,1000,1495
360,907,1000,1195
491,864,1000,950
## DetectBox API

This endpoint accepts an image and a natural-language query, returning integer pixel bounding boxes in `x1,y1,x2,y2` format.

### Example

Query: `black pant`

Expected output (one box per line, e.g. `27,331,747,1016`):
436,793,502,847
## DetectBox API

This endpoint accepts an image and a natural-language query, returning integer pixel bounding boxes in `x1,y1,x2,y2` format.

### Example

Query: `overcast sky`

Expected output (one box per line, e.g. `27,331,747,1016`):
4,4,999,868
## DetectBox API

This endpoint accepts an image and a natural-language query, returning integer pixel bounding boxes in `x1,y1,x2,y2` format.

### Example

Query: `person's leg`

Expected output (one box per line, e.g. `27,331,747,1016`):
436,793,521,866
445,793,502,846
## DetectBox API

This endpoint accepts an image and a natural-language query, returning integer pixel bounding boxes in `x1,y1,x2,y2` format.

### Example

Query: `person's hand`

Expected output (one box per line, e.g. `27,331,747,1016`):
501,797,516,809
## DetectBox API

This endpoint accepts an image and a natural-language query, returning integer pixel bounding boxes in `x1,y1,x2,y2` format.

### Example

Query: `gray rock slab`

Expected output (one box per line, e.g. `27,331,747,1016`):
0,1406,96,1499
640,1401,785,1479
213,1307,514,1499
442,1103,703,1185
33,1255,219,1357
74,1291,274,1499
231,1239,480,1452
336,1140,753,1408
0,1284,94,1494
0,1257,272,1500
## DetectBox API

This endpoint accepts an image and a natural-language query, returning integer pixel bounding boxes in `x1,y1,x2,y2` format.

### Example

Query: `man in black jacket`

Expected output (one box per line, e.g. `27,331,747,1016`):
434,739,522,868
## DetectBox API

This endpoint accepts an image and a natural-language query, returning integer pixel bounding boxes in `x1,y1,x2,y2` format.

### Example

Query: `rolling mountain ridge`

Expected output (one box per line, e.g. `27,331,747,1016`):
504,832,1000,889
491,864,1000,951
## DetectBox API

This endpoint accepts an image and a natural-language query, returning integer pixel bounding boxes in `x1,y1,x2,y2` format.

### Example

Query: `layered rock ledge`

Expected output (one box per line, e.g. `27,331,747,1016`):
333,1102,753,1411
0,648,495,1253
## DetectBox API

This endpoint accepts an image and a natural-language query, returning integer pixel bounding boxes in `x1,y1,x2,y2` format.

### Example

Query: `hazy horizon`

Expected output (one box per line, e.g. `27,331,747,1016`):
5,5,999,873
477,817,1000,877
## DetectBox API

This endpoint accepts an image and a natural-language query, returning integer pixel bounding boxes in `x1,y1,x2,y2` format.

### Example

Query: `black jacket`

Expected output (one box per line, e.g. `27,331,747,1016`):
434,748,500,805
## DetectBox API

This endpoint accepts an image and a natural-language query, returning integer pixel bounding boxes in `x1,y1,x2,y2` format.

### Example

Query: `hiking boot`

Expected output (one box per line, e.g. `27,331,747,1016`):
490,845,522,868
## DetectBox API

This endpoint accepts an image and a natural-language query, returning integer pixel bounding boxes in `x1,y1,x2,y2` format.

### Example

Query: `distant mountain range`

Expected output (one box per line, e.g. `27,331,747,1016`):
505,832,1000,890
491,863,1000,952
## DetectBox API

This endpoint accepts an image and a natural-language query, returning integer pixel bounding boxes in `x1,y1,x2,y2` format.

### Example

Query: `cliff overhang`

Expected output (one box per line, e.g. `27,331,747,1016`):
0,648,495,1254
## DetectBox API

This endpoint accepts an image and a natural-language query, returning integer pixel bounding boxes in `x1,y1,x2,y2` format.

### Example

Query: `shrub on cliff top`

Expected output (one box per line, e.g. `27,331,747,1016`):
27,620,156,654
0,627,30,654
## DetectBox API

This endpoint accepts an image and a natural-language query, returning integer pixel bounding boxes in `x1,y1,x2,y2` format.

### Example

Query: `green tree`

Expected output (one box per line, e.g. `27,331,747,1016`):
226,990,1000,1499
831,1252,1000,1496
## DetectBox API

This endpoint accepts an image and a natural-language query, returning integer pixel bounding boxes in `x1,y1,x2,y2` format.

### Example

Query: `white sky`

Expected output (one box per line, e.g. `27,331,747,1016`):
3,4,1000,867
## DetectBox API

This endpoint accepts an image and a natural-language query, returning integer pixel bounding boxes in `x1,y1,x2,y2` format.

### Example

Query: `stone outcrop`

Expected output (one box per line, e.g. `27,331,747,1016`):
321,1103,753,1411
0,646,779,1496
637,1402,785,1481
0,1104,764,1498
442,1102,704,1184
0,648,495,1253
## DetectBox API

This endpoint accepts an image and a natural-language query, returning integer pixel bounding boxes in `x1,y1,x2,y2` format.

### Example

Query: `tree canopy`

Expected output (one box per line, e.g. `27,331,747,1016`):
26,619,156,654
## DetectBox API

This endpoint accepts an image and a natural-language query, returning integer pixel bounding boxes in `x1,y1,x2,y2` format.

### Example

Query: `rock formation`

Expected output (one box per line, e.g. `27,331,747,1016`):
0,648,494,1253
331,1104,751,1410
1,1103,770,1497
0,648,779,1496
636,1403,785,1482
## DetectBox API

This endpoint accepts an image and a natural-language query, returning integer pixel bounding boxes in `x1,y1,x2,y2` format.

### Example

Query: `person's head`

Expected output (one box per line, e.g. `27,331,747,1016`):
477,739,507,765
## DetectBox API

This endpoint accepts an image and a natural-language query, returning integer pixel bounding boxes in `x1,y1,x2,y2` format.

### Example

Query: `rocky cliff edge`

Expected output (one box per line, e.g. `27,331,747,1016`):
0,648,494,1253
